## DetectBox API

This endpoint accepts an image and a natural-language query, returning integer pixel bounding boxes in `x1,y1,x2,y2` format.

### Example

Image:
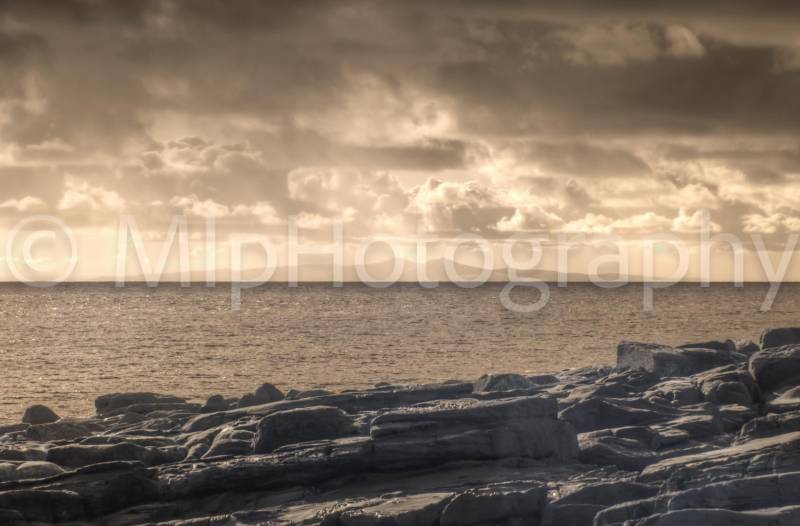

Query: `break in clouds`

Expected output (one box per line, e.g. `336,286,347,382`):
2,0,800,278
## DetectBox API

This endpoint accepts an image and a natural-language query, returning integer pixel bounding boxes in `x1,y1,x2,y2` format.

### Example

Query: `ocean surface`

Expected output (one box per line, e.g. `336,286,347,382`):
1,282,798,422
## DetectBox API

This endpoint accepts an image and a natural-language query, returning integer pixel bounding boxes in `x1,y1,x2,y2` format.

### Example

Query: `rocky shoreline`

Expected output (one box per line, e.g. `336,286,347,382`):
2,329,800,525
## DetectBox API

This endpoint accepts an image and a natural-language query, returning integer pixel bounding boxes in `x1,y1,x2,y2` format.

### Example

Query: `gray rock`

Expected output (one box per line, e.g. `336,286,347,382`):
578,433,660,471
200,394,227,413
474,373,540,392
285,389,333,400
371,396,579,466
95,392,187,416
338,492,454,525
559,397,667,433
253,405,356,453
202,438,253,458
640,431,800,483
542,503,604,526
633,506,800,526
21,405,59,425
769,385,800,413
737,410,800,443
678,339,735,352
618,341,739,377
749,345,800,393
254,382,285,403
558,480,658,506
439,482,547,526
47,442,184,468
761,327,800,349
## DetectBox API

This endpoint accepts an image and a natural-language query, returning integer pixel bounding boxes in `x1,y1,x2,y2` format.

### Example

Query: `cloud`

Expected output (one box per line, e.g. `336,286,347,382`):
0,196,46,212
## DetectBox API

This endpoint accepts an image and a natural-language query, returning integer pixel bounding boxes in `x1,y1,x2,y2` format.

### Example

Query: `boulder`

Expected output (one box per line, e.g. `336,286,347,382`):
253,405,356,453
202,438,253,458
749,345,800,393
618,341,738,377
200,394,227,413
254,382,285,403
21,405,59,425
761,327,800,349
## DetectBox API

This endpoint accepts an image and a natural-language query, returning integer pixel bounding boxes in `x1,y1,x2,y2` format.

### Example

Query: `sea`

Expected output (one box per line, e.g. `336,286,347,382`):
1,282,798,422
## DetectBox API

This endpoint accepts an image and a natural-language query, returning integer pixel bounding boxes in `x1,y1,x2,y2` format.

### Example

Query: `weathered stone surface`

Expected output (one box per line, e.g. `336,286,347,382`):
618,341,739,377
474,373,556,393
200,394,227,413
559,397,667,433
439,482,547,526
737,411,800,443
21,405,59,425
370,396,578,466
338,491,454,525
46,442,184,468
253,405,356,453
749,345,800,393
761,327,800,349
769,386,800,413
640,431,800,483
95,392,187,416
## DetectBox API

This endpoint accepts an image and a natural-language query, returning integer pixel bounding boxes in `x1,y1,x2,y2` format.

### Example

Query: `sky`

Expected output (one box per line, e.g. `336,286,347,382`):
2,1,800,281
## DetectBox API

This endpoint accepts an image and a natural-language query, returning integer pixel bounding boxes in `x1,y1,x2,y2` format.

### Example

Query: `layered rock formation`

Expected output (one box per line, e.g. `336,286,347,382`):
2,326,800,524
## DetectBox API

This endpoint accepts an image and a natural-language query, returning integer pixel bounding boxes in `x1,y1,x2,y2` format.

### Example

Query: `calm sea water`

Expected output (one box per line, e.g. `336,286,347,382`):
1,282,798,422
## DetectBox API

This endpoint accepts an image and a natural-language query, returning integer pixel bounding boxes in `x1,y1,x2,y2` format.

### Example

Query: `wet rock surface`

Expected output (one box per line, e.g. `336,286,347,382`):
2,329,800,524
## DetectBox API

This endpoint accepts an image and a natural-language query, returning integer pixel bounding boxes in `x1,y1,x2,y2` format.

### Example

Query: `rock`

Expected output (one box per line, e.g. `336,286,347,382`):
559,480,658,506
338,492,454,525
768,386,800,413
578,433,660,471
200,394,227,413
253,405,356,453
183,381,474,432
474,373,540,392
47,442,184,468
644,379,703,406
618,341,739,377
95,392,186,416
559,397,667,433
640,431,800,483
678,339,735,352
439,482,547,526
254,382,285,403
202,438,253,458
761,327,800,349
749,345,800,393
285,389,333,400
21,405,59,425
735,339,761,356
737,410,800,443
25,420,103,442
371,396,578,466
542,503,604,526
632,506,800,526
